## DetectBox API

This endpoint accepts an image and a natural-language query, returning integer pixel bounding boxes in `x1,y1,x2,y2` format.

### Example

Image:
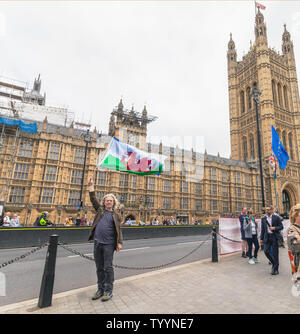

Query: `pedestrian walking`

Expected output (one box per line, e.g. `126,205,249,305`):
260,206,283,275
239,207,248,258
88,177,123,302
243,209,260,264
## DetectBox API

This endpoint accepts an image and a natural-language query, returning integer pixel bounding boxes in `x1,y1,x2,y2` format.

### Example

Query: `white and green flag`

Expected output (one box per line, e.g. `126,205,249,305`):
97,137,167,175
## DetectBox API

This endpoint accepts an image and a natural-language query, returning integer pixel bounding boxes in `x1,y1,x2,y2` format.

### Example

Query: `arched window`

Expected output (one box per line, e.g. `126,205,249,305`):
283,86,288,109
282,190,291,213
247,87,251,111
277,83,282,107
282,131,287,149
240,91,245,114
272,80,277,105
249,134,255,160
288,132,294,160
242,136,248,161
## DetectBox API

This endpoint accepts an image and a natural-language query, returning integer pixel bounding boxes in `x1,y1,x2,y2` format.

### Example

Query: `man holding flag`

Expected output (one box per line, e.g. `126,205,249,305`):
88,137,167,302
88,177,123,302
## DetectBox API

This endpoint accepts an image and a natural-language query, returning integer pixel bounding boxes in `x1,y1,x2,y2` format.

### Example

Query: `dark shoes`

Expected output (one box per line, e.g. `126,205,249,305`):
271,267,279,275
92,289,104,300
241,252,247,258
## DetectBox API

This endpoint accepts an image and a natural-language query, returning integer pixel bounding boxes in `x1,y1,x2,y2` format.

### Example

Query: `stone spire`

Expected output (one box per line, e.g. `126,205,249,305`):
282,24,294,57
227,33,237,63
255,8,268,45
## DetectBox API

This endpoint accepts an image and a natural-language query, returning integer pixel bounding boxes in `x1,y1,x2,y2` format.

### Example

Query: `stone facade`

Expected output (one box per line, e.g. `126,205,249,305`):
227,9,300,213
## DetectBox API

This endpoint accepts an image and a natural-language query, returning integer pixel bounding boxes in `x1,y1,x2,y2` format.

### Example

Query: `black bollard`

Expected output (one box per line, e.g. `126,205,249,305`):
38,234,59,308
212,226,218,262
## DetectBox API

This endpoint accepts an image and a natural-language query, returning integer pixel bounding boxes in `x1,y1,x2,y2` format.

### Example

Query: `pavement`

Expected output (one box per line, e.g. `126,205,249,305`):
0,246,299,314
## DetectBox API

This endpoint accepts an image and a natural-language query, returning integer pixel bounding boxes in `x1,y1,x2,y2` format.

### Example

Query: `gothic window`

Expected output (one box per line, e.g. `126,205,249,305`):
240,91,245,114
282,131,287,149
272,80,277,105
49,142,60,160
163,197,171,210
276,128,281,139
283,86,289,109
68,191,80,206
277,83,282,107
95,171,107,186
242,136,248,161
18,140,33,158
195,199,202,211
181,181,189,193
210,168,217,180
282,190,291,213
74,148,85,164
71,169,83,184
40,188,54,204
247,87,251,111
249,134,255,160
14,163,30,180
45,166,57,182
288,132,294,160
164,180,172,192
119,174,129,187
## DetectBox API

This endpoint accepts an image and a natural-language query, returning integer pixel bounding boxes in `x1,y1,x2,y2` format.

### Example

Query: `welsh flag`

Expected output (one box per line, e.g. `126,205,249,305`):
97,137,167,175
255,2,266,9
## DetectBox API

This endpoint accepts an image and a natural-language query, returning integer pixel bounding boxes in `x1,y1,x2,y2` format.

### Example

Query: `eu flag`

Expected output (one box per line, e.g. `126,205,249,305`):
271,125,289,169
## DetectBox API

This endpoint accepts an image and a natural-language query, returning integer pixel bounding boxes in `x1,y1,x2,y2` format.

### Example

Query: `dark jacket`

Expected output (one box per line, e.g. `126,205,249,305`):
239,214,246,232
88,191,123,245
260,214,283,243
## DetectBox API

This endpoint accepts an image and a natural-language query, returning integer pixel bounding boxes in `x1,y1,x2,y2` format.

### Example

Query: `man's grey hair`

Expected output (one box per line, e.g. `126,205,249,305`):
100,193,120,211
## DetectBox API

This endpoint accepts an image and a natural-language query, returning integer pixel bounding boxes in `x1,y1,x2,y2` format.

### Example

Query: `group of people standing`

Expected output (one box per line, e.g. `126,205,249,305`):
239,206,283,275
0,212,21,227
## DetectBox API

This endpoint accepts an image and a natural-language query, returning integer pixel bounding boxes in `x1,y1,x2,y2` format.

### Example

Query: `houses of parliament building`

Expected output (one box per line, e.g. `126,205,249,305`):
0,9,300,225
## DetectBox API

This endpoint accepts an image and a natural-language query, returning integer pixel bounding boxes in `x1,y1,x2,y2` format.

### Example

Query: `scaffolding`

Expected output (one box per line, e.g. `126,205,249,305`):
0,122,20,203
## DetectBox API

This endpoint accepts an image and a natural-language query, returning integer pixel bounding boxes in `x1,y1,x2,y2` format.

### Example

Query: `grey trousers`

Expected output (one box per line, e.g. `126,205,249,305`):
94,241,116,292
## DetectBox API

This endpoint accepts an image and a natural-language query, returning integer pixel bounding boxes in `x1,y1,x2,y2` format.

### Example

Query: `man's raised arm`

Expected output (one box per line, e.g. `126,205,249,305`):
88,177,100,211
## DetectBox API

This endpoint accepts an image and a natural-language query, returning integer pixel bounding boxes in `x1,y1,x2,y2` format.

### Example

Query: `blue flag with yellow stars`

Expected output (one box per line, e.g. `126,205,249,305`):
271,125,289,169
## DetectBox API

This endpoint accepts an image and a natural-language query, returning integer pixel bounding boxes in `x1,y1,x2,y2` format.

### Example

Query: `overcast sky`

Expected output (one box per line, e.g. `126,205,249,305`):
0,1,300,158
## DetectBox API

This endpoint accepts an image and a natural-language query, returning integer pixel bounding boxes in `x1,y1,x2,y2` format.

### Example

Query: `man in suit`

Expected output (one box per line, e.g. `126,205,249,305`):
260,206,283,275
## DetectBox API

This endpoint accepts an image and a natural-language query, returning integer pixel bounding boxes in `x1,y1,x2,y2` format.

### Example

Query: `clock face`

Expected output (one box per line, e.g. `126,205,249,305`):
128,133,134,139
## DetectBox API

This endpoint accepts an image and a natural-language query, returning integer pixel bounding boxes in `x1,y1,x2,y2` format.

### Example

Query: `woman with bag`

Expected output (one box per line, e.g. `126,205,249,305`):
243,209,260,265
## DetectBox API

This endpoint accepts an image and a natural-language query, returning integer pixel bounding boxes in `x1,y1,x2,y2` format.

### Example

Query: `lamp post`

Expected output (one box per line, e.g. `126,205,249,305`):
251,82,265,211
79,129,92,211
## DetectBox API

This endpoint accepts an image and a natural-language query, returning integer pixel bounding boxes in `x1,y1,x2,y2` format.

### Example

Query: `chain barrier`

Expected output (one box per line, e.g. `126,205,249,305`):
58,234,212,271
58,242,94,261
0,242,49,269
214,231,242,243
